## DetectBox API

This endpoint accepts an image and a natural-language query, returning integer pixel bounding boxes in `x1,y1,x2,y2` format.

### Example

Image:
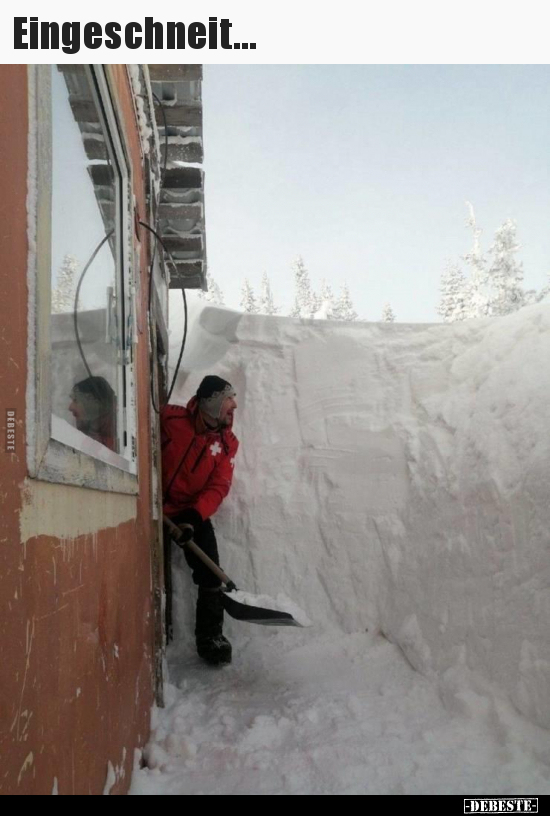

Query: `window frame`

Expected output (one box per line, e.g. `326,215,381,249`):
27,64,138,494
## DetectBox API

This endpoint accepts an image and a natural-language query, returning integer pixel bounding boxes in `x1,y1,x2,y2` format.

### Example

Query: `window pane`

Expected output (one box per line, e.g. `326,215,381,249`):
50,66,121,454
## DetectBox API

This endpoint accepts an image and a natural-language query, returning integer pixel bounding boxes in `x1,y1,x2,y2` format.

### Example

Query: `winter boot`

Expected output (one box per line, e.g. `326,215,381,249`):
195,587,232,665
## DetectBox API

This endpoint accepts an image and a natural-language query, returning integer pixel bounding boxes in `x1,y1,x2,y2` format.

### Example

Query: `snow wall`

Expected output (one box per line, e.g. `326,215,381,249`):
168,298,550,730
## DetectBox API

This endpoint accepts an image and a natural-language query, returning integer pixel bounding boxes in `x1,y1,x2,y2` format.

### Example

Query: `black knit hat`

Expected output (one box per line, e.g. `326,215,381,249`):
196,376,236,420
196,376,232,400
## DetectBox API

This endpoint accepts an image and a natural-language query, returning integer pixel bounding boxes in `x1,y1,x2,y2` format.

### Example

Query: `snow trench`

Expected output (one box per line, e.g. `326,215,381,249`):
170,300,550,732
131,301,550,794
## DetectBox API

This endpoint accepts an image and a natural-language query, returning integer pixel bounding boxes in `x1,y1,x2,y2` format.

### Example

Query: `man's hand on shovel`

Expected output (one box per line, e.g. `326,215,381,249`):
175,523,194,546
171,508,202,547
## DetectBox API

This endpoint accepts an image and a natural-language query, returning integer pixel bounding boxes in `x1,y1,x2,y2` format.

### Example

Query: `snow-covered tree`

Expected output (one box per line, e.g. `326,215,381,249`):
52,254,79,313
313,280,337,320
462,202,490,319
333,283,358,322
258,272,280,315
240,278,259,314
289,256,320,319
437,261,469,323
439,204,550,322
381,303,396,322
198,271,225,306
487,218,525,316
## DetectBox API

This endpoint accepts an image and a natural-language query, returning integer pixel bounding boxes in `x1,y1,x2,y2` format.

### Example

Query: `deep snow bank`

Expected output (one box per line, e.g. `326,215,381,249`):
169,297,550,729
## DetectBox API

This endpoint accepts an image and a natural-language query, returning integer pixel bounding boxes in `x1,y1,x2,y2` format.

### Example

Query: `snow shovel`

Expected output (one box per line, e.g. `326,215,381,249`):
163,514,304,627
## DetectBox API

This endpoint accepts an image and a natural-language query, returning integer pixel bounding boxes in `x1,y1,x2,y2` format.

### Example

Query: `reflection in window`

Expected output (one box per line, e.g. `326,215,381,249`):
50,66,122,454
68,376,116,452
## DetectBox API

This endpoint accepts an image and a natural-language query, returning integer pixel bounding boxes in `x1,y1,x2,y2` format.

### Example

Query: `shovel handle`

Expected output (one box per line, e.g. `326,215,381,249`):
163,514,236,590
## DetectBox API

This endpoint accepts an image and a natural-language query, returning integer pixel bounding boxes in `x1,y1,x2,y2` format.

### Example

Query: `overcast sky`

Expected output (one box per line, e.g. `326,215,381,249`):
202,65,550,323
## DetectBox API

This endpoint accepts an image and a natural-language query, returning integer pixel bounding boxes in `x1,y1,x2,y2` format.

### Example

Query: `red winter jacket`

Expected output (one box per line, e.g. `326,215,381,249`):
161,396,239,521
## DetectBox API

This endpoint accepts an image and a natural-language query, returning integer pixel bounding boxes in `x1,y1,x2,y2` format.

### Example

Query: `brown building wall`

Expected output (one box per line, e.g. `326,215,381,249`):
0,65,158,795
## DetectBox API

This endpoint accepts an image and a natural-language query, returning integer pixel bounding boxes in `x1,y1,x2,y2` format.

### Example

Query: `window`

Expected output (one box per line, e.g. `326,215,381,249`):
28,65,137,492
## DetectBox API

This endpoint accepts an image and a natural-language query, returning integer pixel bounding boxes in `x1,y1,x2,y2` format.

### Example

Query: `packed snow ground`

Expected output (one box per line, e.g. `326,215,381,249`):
131,628,550,795
131,299,550,795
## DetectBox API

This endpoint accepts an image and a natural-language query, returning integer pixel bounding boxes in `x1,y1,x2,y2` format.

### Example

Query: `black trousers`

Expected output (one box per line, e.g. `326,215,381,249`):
172,513,221,589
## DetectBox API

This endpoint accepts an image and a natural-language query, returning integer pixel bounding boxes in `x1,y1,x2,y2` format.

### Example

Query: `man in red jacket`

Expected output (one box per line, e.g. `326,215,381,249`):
161,375,238,665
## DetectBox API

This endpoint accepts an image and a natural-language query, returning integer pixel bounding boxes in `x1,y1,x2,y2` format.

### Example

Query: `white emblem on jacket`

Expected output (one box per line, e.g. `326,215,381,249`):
210,441,222,457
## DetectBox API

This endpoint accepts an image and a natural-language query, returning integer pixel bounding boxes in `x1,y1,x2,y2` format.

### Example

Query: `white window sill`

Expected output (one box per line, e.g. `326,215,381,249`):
51,415,133,473
34,416,138,495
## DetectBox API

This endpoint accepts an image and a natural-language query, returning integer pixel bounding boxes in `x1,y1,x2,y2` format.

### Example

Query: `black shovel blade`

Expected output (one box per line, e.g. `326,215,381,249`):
221,591,303,627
